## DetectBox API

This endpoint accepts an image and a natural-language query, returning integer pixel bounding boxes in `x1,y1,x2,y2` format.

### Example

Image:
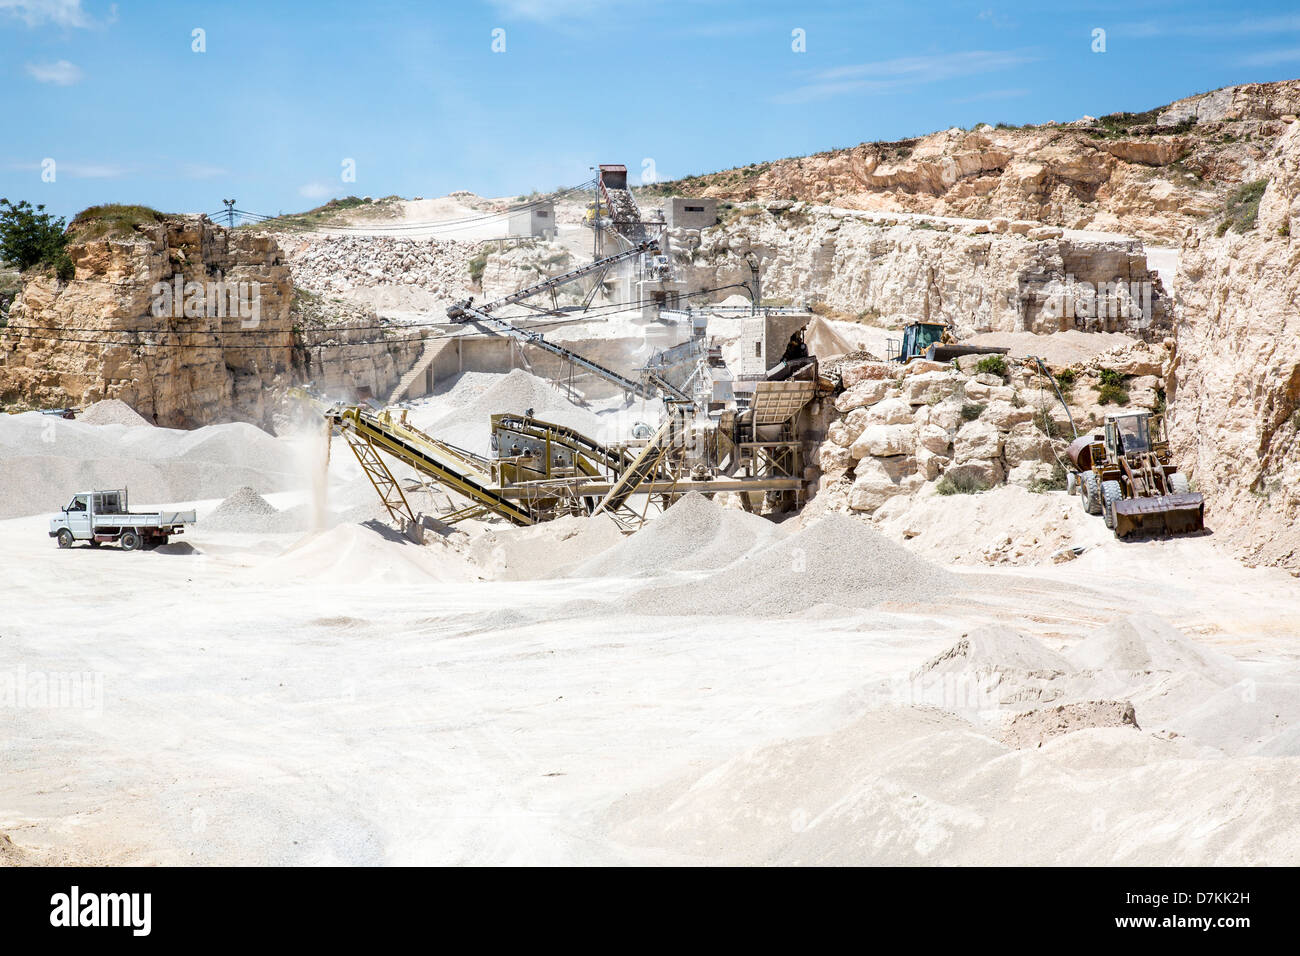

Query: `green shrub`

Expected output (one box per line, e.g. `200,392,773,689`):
0,198,71,275
467,242,497,285
936,471,990,495
1029,460,1068,493
1220,179,1268,234
1097,383,1130,405
976,354,1008,379
69,203,166,240
1097,367,1125,388
961,402,986,422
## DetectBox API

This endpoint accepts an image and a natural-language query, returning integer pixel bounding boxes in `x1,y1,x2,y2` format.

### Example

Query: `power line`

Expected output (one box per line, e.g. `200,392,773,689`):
1,284,749,343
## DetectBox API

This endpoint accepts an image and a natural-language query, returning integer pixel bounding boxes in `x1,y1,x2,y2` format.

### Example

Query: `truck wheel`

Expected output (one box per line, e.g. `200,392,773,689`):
1081,472,1101,515
1066,471,1077,496
120,531,142,552
1168,472,1191,495
1101,480,1124,531
56,529,74,549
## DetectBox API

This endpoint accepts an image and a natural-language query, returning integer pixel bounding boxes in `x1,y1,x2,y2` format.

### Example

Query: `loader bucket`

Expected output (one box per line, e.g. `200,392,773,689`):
1112,492,1205,539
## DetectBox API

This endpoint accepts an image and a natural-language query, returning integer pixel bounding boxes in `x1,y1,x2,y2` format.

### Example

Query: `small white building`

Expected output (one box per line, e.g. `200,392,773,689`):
662,196,717,230
508,201,556,239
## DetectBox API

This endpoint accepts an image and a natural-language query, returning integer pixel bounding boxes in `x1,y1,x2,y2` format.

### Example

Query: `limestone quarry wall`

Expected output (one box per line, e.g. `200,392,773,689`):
1169,122,1300,573
666,208,1170,339
0,218,440,427
0,217,294,427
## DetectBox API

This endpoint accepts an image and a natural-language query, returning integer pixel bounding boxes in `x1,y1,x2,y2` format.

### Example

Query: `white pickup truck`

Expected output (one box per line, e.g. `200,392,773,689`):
49,489,196,551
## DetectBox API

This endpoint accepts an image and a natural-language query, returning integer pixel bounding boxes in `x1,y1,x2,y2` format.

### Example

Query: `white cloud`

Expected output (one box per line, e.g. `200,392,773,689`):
298,182,333,199
61,162,125,178
485,0,605,21
0,0,91,28
25,59,82,85
1239,47,1300,67
775,50,1039,104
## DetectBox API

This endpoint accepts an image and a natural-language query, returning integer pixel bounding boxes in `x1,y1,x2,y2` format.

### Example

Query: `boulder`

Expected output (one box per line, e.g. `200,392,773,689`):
819,441,856,474
917,423,952,455
945,459,1005,486
863,396,914,426
847,455,921,513
834,377,891,412
903,370,958,405
1004,421,1053,465
954,419,1003,462
930,398,964,432
840,361,895,388
1028,226,1065,240
849,423,916,458
982,399,1036,430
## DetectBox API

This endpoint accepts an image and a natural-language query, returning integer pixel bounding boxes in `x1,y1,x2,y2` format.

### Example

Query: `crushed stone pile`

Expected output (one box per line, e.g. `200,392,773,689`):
626,512,961,617
1000,700,1139,749
0,413,301,518
275,233,476,299
201,487,311,533
574,493,777,579
425,368,607,455
78,399,151,427
468,513,626,581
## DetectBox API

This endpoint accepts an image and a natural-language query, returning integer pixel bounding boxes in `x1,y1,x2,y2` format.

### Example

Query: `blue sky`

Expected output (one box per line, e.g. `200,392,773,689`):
4,0,1300,221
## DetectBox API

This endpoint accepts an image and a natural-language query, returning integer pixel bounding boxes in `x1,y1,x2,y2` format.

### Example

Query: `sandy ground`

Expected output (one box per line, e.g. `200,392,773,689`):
3,470,1299,864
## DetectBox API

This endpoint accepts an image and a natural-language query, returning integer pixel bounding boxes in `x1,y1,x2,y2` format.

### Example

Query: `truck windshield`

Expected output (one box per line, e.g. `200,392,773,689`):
913,325,945,350
1114,416,1150,454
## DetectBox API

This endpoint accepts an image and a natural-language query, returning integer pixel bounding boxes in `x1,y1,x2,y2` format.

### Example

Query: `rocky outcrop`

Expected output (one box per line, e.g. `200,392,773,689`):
274,233,474,300
653,80,1300,243
1169,122,1300,573
0,217,434,428
668,207,1170,337
1,216,294,427
817,343,1167,516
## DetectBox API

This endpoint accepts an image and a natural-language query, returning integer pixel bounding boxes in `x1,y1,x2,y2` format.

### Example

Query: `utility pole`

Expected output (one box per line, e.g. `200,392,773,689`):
222,199,236,229
744,251,761,314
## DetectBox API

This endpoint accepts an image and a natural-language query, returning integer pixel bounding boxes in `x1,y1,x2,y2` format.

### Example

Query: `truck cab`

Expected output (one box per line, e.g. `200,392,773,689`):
49,489,196,551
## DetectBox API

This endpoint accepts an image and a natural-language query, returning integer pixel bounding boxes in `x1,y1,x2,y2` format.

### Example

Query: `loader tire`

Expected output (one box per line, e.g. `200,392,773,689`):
1168,472,1191,495
120,530,141,552
1101,480,1123,531
1066,471,1078,496
56,529,74,549
1081,472,1101,515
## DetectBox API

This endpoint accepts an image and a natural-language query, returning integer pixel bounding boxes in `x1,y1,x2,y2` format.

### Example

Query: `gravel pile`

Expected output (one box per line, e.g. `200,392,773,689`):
626,512,960,617
426,368,606,455
275,233,476,299
78,399,152,427
0,413,302,518
574,493,775,579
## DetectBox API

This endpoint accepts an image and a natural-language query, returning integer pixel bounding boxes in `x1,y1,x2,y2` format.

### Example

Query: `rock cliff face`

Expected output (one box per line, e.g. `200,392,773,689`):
667,207,1170,337
0,217,432,428
1170,122,1300,572
0,216,293,427
651,80,1300,244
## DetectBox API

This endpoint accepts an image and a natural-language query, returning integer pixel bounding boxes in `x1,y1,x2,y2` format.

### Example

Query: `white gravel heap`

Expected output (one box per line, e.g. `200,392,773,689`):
575,492,776,579
78,399,151,427
274,233,476,298
628,512,960,617
426,368,607,455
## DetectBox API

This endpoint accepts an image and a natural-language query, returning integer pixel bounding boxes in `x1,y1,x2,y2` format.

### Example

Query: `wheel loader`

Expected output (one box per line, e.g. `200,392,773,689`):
1065,412,1204,539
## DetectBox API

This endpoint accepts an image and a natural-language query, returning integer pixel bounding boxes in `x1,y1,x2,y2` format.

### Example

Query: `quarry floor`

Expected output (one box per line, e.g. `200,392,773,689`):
2,500,1298,865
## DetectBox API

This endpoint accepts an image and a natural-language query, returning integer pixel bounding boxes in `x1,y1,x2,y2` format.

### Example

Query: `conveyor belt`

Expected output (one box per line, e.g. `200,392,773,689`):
329,406,536,526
